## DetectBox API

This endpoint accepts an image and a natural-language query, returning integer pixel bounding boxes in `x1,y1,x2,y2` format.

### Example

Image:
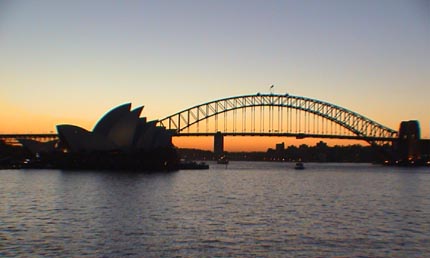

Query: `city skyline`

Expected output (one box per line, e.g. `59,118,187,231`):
1,0,429,151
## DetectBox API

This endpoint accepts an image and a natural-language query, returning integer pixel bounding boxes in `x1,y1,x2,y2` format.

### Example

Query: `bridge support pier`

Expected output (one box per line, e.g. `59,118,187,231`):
214,131,224,156
396,120,421,162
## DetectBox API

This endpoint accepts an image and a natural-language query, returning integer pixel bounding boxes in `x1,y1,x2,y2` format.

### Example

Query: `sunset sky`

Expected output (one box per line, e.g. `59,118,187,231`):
1,0,429,151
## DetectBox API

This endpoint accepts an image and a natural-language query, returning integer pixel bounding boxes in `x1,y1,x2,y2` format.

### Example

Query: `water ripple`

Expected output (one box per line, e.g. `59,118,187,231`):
1,164,430,257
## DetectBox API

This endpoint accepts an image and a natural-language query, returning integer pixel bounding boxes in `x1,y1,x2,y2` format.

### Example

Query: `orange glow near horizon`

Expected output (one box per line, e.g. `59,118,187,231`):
0,97,426,151
173,136,367,152
0,103,93,134
0,101,410,151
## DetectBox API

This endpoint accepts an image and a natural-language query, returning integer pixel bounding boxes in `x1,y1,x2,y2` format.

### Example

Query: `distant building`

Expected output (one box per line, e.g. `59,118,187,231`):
267,142,286,161
420,139,430,161
276,142,285,152
17,139,57,154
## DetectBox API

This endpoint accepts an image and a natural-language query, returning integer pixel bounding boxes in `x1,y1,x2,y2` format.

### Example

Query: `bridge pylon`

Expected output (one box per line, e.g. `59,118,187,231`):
396,120,421,161
214,131,224,156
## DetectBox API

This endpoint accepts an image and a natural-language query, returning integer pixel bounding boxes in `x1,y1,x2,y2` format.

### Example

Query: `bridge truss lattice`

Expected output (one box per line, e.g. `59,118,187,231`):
159,94,398,145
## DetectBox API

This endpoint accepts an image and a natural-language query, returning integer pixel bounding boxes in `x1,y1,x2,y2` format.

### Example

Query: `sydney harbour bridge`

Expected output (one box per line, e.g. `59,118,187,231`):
158,93,398,144
1,93,402,150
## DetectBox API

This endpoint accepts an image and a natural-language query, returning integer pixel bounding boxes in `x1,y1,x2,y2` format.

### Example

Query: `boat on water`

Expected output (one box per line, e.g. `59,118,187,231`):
294,161,305,170
217,155,229,165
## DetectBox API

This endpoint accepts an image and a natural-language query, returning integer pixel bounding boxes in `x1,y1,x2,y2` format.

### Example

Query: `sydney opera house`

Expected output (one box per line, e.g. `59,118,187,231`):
57,103,173,153
19,103,179,170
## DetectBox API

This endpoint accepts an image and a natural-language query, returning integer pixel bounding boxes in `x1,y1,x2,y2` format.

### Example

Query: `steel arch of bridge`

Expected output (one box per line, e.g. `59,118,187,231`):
158,94,398,144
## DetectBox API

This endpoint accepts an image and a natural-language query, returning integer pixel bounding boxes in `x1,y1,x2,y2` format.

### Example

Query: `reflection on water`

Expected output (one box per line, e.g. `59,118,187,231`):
1,163,430,257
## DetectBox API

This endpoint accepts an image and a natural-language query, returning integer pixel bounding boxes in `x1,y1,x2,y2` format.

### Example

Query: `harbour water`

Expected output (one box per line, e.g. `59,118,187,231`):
1,162,430,257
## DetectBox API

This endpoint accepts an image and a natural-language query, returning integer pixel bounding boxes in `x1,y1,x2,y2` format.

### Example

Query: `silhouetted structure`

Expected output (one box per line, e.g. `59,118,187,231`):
57,103,174,153
15,103,179,171
397,120,421,161
382,120,430,166
276,142,285,153
420,139,430,161
159,93,398,150
1,94,429,167
214,131,224,156
266,141,380,163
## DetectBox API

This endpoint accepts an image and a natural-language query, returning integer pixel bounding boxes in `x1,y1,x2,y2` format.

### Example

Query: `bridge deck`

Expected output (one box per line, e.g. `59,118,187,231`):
174,132,397,141
0,133,396,142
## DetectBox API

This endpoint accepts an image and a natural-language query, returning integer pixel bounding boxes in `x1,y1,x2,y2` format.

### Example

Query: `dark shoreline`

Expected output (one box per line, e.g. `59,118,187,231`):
0,148,180,172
